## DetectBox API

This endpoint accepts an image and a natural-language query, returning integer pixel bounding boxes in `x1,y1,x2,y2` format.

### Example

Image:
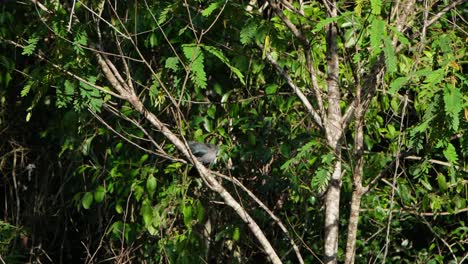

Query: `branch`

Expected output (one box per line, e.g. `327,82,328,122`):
362,150,413,195
360,207,468,216
264,50,323,128
426,0,466,28
405,155,468,172
31,0,51,13
215,172,305,264
0,38,126,100
93,50,283,264
268,0,325,119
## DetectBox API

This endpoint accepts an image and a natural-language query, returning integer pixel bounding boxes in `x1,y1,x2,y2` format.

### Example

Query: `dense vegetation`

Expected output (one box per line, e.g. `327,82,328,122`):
1,0,467,263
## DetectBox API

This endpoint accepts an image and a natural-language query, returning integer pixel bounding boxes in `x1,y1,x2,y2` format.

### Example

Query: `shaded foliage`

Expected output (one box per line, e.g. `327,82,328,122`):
0,0,467,263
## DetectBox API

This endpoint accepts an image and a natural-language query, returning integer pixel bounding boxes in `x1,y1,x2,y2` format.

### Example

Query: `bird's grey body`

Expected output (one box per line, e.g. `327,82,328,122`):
188,141,219,165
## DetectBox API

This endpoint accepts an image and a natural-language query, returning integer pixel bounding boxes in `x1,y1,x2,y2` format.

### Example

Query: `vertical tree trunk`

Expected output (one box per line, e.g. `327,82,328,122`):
323,1,342,262
324,158,342,263
345,76,365,263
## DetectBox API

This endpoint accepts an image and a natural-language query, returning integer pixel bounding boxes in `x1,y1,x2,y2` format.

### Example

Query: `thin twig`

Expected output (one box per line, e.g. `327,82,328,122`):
67,0,77,32
360,207,468,216
381,95,408,263
426,0,467,27
405,156,468,172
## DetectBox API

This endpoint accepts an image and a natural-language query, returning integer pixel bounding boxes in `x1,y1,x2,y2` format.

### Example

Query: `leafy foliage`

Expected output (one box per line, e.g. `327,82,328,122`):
182,44,207,90
0,0,467,263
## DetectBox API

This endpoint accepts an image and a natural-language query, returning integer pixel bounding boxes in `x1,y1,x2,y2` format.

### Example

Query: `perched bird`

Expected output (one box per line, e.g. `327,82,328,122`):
188,141,219,166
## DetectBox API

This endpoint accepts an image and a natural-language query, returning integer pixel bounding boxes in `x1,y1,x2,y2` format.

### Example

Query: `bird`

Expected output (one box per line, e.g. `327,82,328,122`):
188,141,219,166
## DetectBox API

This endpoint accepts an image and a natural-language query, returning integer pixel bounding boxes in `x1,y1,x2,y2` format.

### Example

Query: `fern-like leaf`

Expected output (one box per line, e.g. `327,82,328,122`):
443,143,458,164
165,57,179,71
383,35,397,73
370,17,384,56
182,44,207,90
240,21,258,45
370,0,382,15
201,45,245,85
158,4,174,25
22,37,39,56
312,168,330,194
281,140,319,171
389,76,408,94
79,76,103,112
443,84,462,131
21,81,34,97
202,1,223,17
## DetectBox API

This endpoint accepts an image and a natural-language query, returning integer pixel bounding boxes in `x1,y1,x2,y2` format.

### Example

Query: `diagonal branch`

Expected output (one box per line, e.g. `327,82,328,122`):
264,50,323,128
426,0,466,27
215,172,305,264
268,0,326,119
93,50,283,264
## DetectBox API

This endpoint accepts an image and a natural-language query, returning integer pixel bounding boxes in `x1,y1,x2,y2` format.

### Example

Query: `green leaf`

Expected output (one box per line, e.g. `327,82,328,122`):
82,192,93,209
389,76,408,94
201,45,245,85
81,135,95,156
265,84,278,95
281,140,319,171
165,57,179,71
370,18,384,55
140,154,149,163
182,205,193,227
370,0,382,15
233,227,240,241
25,112,32,122
207,105,216,119
443,143,458,164
437,174,448,192
429,194,443,212
79,76,102,112
398,183,412,205
141,200,153,226
73,32,87,55
94,186,106,202
313,15,341,33
157,4,173,25
420,178,433,191
312,168,330,193
262,34,270,59
21,81,33,97
149,33,158,47
115,203,123,214
240,21,258,45
182,44,207,89
146,174,157,194
354,0,364,15
202,1,223,17
383,35,397,73
443,85,462,131
57,80,75,108
22,37,39,56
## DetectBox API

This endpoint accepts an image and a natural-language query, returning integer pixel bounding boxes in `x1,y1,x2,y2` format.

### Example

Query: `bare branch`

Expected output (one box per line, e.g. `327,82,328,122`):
216,172,305,264
405,156,468,172
426,0,467,27
77,1,130,39
264,50,323,128
31,0,51,13
93,49,283,264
